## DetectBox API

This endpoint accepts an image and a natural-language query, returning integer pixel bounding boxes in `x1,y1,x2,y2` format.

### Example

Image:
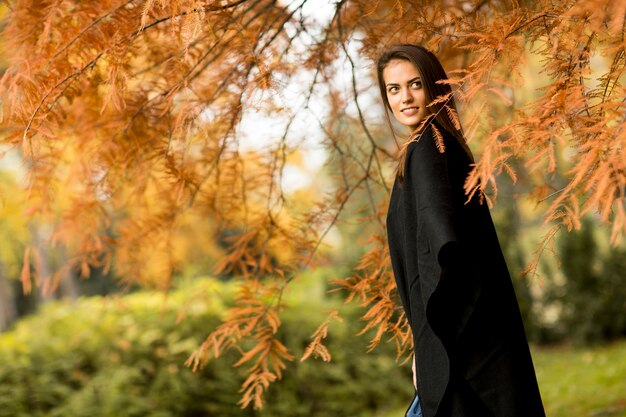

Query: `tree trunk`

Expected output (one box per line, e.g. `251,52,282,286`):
0,264,18,331
32,226,79,302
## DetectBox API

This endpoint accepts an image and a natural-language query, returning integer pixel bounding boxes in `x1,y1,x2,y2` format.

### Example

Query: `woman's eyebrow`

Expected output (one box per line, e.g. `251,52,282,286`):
385,76,421,87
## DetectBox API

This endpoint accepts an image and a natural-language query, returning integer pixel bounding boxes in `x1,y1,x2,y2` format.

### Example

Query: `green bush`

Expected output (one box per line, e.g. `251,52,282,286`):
543,217,626,344
0,274,412,417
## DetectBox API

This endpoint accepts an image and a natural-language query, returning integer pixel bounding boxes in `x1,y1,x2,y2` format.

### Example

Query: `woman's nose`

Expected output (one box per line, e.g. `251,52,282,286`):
401,89,413,103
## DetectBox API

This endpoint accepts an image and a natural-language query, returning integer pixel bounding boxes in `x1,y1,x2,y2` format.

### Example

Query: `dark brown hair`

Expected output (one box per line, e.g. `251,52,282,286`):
376,44,473,179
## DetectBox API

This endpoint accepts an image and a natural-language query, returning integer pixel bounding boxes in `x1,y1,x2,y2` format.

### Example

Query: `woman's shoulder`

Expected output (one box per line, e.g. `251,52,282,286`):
405,122,453,160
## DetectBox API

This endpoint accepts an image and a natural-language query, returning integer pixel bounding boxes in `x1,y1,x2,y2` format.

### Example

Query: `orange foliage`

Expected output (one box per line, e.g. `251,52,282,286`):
2,0,625,408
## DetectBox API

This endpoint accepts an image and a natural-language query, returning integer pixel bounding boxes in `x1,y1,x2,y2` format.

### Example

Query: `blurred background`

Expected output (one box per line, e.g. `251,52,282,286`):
1,1,626,416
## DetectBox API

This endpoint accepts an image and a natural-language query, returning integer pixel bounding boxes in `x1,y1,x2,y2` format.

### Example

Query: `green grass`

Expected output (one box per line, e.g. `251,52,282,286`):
534,341,626,417
377,340,626,417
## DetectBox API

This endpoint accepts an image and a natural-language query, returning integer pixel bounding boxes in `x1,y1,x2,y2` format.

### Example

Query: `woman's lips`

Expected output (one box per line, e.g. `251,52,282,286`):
401,107,419,116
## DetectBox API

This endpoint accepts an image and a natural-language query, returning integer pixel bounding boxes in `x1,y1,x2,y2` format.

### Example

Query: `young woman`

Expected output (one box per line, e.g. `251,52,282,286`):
378,44,546,417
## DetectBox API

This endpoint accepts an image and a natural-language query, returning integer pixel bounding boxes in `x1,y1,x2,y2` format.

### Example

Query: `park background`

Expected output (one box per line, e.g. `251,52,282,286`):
1,0,626,416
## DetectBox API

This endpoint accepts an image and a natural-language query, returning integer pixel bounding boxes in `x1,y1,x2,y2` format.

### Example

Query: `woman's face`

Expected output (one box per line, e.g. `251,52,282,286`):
382,59,427,130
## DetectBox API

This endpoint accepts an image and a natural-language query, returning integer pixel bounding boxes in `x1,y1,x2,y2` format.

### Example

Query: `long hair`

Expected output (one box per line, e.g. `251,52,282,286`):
376,44,473,180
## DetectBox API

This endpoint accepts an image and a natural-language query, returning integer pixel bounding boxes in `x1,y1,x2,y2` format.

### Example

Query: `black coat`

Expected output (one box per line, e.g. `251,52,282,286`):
386,124,545,417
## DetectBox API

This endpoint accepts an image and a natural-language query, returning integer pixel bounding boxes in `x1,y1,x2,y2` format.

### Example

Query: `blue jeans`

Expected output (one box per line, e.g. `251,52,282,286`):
405,392,423,417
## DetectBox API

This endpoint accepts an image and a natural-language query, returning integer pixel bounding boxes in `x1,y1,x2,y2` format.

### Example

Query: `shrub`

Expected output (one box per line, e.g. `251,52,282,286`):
0,275,412,417
543,217,626,344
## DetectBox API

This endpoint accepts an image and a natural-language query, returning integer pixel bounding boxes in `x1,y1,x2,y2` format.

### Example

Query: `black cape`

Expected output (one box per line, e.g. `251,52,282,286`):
386,124,545,417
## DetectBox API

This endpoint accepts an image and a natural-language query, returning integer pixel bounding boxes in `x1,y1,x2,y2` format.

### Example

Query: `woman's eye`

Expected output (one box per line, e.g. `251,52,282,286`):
411,81,422,89
388,86,398,93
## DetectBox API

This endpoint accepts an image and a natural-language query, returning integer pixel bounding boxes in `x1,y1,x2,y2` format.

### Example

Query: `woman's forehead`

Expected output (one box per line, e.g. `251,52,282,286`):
383,59,421,83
